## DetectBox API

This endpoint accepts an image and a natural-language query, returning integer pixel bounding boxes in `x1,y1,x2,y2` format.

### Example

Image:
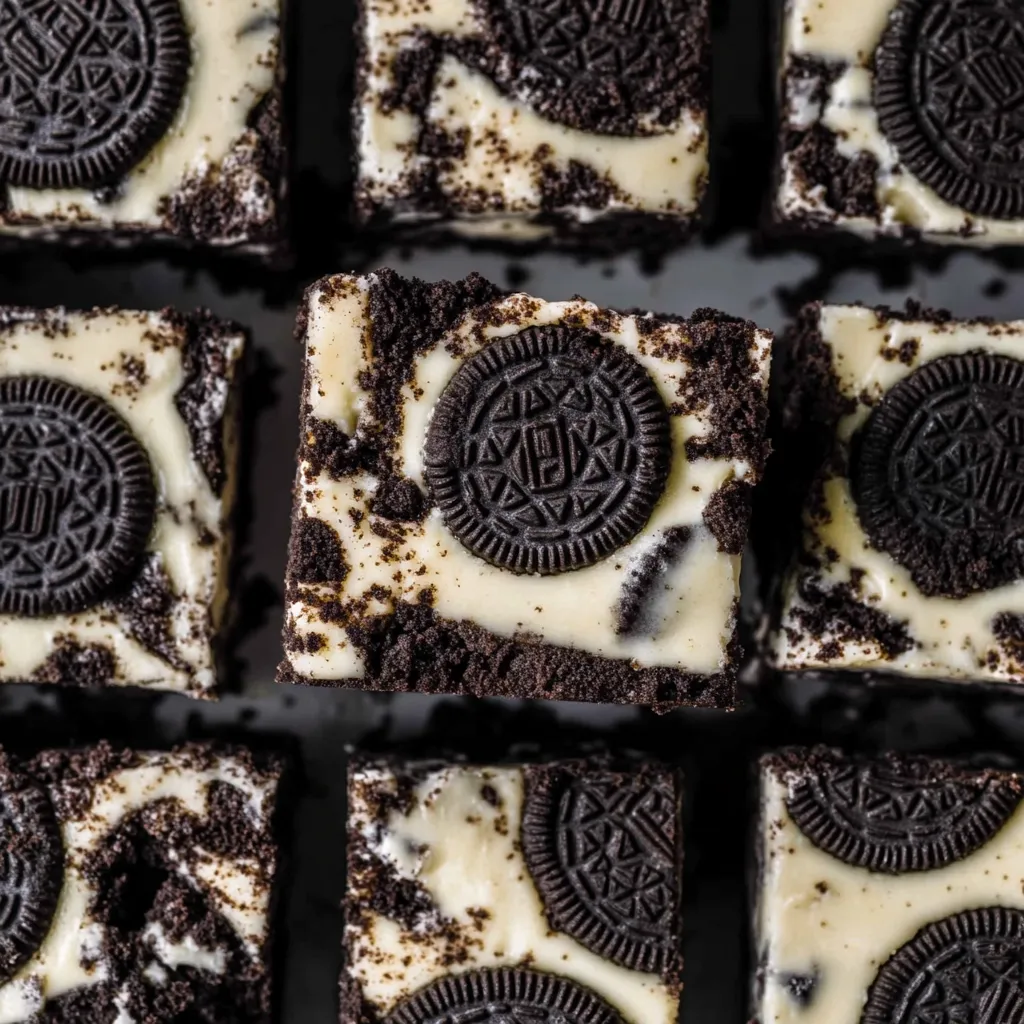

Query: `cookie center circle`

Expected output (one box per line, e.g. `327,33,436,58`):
875,0,1024,219
0,376,156,616
852,352,1024,597
0,0,191,189
423,326,671,576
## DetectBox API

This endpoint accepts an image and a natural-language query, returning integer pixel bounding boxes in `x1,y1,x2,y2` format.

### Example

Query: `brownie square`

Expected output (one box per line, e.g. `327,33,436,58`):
773,0,1024,245
345,757,683,1024
353,0,709,247
0,742,285,1021
0,305,246,697
280,270,772,708
753,747,1024,1024
0,0,287,256
769,302,1024,689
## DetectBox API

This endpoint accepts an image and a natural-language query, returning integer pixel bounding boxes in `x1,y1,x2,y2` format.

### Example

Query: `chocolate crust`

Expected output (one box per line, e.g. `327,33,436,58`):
280,599,737,711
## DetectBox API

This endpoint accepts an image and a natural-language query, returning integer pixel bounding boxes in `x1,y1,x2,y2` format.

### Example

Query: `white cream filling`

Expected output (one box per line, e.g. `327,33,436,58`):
0,752,275,1022
756,765,1024,1024
286,277,771,682
143,923,227,975
2,0,278,236
773,305,1024,684
358,0,707,228
0,310,242,696
348,765,677,1024
779,0,1024,243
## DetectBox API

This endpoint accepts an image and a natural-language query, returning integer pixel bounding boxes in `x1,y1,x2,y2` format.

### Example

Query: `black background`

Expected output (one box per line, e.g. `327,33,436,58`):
4,0,1024,1019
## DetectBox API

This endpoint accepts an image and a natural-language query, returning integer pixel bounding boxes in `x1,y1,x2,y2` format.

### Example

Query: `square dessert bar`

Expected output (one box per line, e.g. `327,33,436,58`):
0,0,286,255
345,757,683,1024
770,303,1024,689
754,748,1024,1024
0,742,285,1021
280,270,772,708
353,0,709,246
774,0,1024,245
0,305,245,697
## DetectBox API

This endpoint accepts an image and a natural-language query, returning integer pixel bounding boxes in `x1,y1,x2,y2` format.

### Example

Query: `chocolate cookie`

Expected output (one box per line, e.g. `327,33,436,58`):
0,376,156,616
862,907,1024,1024
383,968,628,1024
521,767,678,972
874,0,1024,220
786,753,1022,873
0,0,191,189
423,326,671,576
475,0,702,135
852,352,1024,598
0,779,63,983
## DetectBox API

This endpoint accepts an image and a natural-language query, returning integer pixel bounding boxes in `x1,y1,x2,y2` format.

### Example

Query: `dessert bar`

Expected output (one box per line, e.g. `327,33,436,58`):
353,0,709,247
774,0,1024,245
0,742,285,1021
280,269,772,708
754,747,1024,1024
345,757,682,1024
0,305,245,697
0,0,287,255
771,302,1024,689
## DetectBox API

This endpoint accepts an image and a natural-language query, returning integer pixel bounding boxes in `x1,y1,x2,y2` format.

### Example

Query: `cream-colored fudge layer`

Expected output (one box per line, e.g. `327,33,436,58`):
772,304,1024,685
777,0,1024,245
285,273,771,682
0,0,281,247
755,758,1024,1024
0,748,279,1022
357,0,707,234
347,763,678,1024
0,308,243,697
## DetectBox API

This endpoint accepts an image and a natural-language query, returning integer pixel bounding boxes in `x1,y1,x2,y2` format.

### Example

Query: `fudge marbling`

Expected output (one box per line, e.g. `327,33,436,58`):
0,742,284,1022
354,0,709,246
280,269,772,708
754,747,1024,1024
774,0,1024,245
345,757,682,1024
0,305,245,697
770,302,1024,689
0,0,287,255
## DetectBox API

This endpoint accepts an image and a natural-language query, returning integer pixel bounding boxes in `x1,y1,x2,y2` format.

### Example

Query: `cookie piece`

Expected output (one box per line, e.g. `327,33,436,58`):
0,0,287,256
0,376,156,616
774,0,1024,245
770,303,1024,689
280,270,773,709
423,326,671,575
0,743,285,1022
344,758,683,1024
0,0,190,190
754,749,1024,1024
0,307,246,698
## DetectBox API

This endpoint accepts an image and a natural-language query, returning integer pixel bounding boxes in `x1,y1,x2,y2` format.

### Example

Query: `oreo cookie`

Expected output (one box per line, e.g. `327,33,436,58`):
521,767,677,972
0,779,63,983
423,326,671,576
383,967,628,1024
852,352,1024,598
862,907,1024,1024
0,0,190,189
475,0,701,134
0,376,156,616
786,754,1022,873
874,0,1024,220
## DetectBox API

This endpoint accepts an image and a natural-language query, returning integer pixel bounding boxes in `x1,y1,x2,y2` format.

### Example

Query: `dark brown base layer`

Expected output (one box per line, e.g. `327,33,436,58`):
280,604,737,711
